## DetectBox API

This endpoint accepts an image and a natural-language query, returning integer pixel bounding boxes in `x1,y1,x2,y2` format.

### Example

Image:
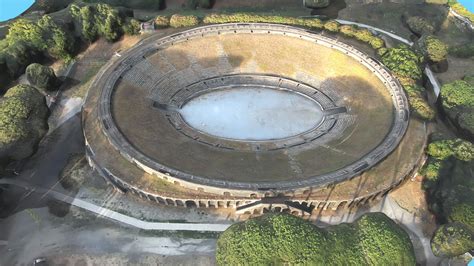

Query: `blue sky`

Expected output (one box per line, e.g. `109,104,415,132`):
0,0,34,22
458,0,474,12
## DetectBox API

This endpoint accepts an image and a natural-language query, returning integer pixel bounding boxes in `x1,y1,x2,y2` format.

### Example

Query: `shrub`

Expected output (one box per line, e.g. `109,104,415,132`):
154,16,170,28
339,24,358,37
449,203,474,230
323,20,340,32
369,37,385,49
202,13,324,29
419,35,448,63
406,16,435,36
70,4,125,42
421,159,442,181
427,138,474,161
123,18,141,35
6,16,73,61
441,79,474,137
0,85,48,161
381,45,423,81
442,80,474,110
26,63,58,92
169,14,199,28
0,41,40,79
431,223,474,258
216,213,415,265
404,85,436,120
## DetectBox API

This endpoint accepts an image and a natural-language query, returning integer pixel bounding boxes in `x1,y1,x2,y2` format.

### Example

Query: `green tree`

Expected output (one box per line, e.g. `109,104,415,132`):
406,16,435,36
6,19,45,50
420,35,448,63
431,223,474,258
123,19,141,35
0,85,48,161
26,63,58,92
441,79,474,137
216,213,415,265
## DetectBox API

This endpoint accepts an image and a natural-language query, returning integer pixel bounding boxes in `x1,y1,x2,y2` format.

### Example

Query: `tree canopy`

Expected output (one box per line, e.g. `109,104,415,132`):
26,63,58,92
0,85,48,162
216,213,416,265
419,35,448,63
441,79,474,138
70,4,125,42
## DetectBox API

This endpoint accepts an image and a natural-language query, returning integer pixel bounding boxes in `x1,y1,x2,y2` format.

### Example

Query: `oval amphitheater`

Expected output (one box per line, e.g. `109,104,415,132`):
83,23,427,216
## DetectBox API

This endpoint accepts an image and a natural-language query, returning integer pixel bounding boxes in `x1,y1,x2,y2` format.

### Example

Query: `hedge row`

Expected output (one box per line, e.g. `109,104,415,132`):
153,13,386,50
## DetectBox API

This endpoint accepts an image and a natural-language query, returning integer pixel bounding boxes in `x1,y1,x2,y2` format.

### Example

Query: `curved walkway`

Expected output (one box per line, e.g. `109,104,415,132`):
0,178,231,232
449,8,474,30
334,19,441,97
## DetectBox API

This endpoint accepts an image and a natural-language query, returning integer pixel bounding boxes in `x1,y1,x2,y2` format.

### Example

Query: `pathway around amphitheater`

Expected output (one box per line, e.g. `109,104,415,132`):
334,19,442,97
0,176,439,264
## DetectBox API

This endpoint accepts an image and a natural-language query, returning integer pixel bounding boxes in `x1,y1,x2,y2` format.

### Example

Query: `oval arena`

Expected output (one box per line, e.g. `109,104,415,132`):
83,23,426,216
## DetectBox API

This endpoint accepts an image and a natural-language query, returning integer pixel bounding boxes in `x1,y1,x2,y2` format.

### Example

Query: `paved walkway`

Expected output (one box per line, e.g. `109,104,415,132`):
0,178,231,232
449,8,474,30
335,19,442,98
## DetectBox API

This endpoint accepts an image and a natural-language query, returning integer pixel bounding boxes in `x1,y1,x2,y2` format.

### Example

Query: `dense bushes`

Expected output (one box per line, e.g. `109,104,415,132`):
441,78,474,138
0,85,48,162
427,138,474,161
26,63,58,92
323,20,340,32
431,223,474,257
381,45,435,120
421,138,473,182
419,35,448,63
406,16,435,36
381,45,423,81
404,85,436,120
154,16,170,28
202,13,325,29
6,16,74,61
123,18,141,35
169,14,199,28
0,41,40,80
0,15,74,83
216,213,415,265
70,4,140,41
422,135,474,258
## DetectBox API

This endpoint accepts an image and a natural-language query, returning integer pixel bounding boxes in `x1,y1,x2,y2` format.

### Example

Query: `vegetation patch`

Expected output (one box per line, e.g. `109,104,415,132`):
169,14,199,28
441,78,474,138
406,16,435,36
431,222,474,257
418,35,448,63
26,63,58,92
381,45,435,120
0,85,48,163
216,213,415,265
